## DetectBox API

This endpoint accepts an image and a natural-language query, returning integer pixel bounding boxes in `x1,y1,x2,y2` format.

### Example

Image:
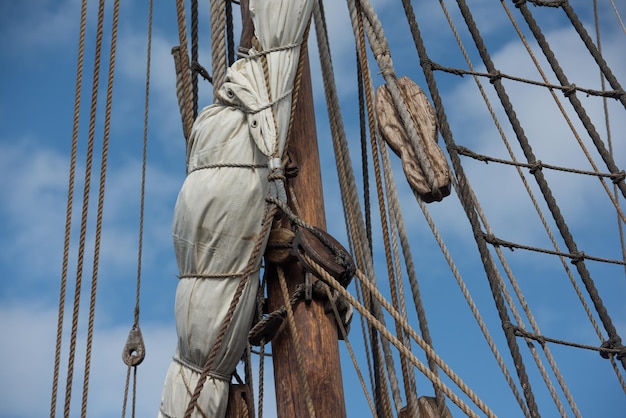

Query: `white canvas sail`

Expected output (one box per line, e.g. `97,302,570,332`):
158,0,314,416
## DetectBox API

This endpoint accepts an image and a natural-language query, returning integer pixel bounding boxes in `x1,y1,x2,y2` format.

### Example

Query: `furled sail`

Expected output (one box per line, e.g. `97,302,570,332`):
158,0,314,416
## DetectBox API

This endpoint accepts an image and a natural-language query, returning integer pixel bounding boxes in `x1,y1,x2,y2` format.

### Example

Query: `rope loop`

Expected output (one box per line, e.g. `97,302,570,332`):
513,0,527,9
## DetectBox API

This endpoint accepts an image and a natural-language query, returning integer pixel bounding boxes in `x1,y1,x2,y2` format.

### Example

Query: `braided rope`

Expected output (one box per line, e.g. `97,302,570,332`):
210,0,227,97
81,1,121,416
63,0,108,415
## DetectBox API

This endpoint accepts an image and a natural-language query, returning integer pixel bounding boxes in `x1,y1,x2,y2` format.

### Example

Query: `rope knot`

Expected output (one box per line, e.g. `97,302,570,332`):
420,58,433,71
563,83,577,97
513,0,527,8
599,337,625,360
570,251,585,265
529,160,543,174
489,70,502,84
612,170,625,185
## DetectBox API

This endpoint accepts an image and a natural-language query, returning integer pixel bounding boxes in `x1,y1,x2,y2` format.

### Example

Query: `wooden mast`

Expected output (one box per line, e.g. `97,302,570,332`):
240,2,347,417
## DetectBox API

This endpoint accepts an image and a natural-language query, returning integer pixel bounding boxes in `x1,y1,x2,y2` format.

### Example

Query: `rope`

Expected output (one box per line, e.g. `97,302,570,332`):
226,0,236,66
507,323,626,357
609,0,626,34
63,0,107,415
210,0,227,98
174,0,194,140
51,0,88,416
81,1,120,416
351,3,413,412
483,233,626,266
429,62,624,100
455,145,626,188
191,0,198,119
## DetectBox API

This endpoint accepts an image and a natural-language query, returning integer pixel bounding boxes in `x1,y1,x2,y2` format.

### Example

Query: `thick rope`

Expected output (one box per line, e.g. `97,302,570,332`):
63,1,107,415
210,0,227,98
81,2,120,416
51,0,88,416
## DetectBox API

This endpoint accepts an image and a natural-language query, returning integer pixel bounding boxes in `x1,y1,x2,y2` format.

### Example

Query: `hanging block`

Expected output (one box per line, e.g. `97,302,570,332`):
375,76,451,203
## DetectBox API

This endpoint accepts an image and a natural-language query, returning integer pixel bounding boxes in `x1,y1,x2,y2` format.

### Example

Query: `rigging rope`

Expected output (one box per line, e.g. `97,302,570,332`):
81,1,120,416
51,0,88,416
191,0,199,119
62,0,108,415
210,0,228,97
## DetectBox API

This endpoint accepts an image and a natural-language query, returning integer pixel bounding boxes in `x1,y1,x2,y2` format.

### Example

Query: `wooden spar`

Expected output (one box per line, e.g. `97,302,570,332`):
239,2,347,417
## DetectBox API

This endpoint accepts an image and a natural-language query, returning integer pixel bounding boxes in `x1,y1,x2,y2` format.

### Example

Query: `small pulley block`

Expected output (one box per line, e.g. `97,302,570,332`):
292,227,355,288
122,326,146,367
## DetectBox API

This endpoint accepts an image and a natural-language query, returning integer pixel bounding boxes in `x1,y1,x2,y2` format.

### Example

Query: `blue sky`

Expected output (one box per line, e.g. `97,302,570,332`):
1,0,625,417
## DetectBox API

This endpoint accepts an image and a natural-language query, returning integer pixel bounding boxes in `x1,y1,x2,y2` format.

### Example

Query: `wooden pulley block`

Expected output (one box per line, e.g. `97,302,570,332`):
375,76,451,203
292,227,355,288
